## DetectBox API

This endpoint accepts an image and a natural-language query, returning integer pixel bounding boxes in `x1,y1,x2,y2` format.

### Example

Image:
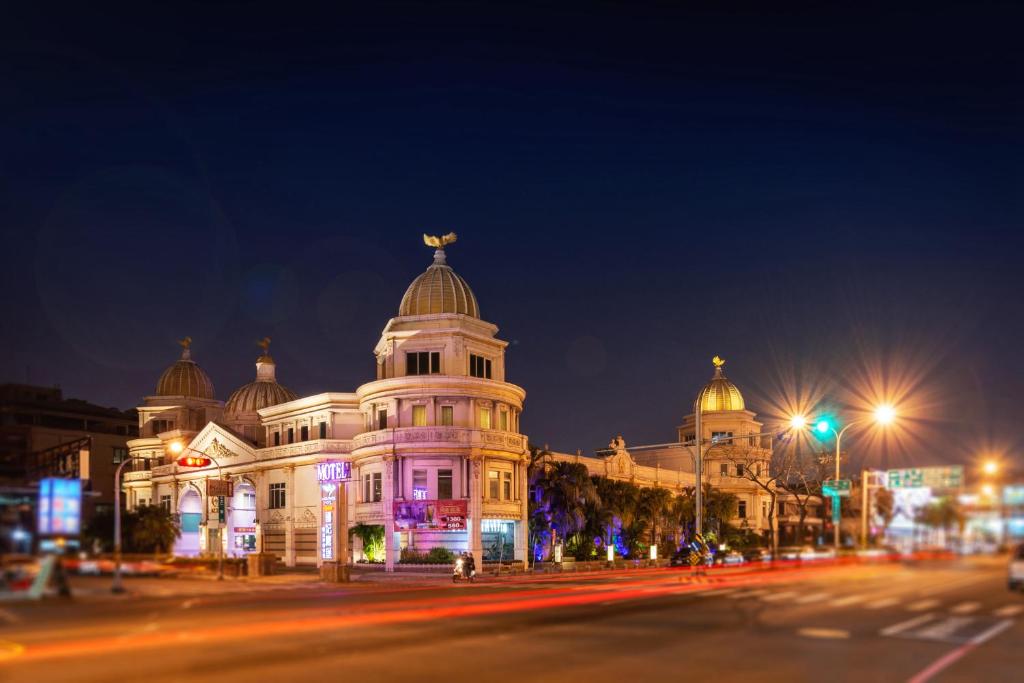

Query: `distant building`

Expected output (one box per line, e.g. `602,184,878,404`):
0,383,138,552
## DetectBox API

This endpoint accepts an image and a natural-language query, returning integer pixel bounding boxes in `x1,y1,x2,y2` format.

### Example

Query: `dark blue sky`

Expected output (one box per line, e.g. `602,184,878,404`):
2,2,1021,470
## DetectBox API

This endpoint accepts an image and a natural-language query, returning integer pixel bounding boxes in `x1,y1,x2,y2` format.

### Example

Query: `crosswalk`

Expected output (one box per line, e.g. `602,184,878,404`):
698,584,1022,621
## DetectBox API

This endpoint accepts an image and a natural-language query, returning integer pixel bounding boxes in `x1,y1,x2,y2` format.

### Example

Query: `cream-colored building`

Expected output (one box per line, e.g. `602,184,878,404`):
123,238,529,569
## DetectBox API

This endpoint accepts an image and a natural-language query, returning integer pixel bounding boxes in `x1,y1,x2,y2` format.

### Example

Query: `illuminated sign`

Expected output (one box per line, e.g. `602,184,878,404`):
393,499,468,530
412,487,428,500
887,466,963,490
321,483,337,561
316,461,351,483
37,478,82,536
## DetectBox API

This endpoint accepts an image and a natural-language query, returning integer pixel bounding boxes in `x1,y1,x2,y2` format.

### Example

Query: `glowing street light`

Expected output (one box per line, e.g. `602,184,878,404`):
874,404,896,425
983,460,999,476
789,415,807,430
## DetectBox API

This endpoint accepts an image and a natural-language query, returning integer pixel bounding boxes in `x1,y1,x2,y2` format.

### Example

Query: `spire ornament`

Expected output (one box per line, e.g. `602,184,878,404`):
423,232,457,265
712,355,725,368
178,336,193,360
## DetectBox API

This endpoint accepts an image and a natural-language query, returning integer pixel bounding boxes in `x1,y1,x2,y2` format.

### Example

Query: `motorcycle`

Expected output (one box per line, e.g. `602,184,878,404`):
453,556,475,583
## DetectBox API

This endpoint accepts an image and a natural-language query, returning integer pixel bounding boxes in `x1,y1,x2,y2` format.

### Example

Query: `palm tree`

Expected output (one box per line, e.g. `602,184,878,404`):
131,504,180,555
533,461,600,557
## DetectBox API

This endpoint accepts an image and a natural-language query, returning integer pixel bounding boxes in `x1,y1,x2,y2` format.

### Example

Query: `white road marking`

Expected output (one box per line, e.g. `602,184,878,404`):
880,613,936,636
830,595,866,607
915,616,974,641
907,599,940,612
950,602,980,615
968,619,1014,645
0,609,20,625
697,588,739,597
798,627,849,639
866,597,900,610
181,598,201,609
796,592,830,604
994,605,1024,617
760,591,798,603
728,589,770,599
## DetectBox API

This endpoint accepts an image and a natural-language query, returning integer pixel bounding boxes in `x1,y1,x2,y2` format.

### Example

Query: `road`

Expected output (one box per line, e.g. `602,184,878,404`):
0,556,1020,683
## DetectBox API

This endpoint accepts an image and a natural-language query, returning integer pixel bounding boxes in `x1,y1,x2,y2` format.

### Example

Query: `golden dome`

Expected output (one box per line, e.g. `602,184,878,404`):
398,247,480,318
225,343,298,415
155,340,215,399
697,358,745,412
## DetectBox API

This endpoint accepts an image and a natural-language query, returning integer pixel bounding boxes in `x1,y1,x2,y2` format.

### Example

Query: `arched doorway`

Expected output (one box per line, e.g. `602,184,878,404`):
229,482,257,556
176,488,203,557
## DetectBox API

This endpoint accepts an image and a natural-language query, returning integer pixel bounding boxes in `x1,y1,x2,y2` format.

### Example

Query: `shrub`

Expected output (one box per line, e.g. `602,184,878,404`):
425,547,455,564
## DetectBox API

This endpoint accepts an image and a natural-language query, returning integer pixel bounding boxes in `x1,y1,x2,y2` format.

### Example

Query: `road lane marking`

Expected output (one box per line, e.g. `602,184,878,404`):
908,599,941,612
697,588,739,597
907,620,1014,683
181,599,201,609
950,602,980,615
760,591,797,603
994,605,1023,617
830,595,866,607
881,613,936,636
866,597,900,609
797,628,849,640
795,592,830,604
914,616,974,641
0,609,20,625
728,590,770,599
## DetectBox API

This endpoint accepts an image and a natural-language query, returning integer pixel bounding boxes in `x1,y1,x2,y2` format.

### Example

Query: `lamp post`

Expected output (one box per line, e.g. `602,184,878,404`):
112,454,157,594
790,404,896,552
168,441,226,581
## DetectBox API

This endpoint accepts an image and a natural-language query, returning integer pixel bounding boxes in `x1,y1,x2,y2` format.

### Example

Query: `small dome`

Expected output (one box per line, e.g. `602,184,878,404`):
156,339,215,399
697,358,745,412
398,247,480,318
224,342,298,416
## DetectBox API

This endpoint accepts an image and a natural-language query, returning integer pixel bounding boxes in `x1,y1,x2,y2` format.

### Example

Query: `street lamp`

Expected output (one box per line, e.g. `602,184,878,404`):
112,453,162,594
983,460,999,476
169,440,226,581
790,406,897,552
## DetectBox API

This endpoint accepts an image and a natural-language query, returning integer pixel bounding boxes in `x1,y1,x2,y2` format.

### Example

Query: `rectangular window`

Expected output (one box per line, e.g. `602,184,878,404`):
377,409,388,430
499,410,508,431
720,463,728,476
440,405,453,426
300,425,309,441
412,405,427,426
269,483,286,509
738,500,747,518
160,495,171,513
502,471,512,500
469,354,492,379
479,408,491,429
412,469,428,499
762,501,769,518
372,472,382,502
438,469,453,499
711,431,733,444
488,470,500,499
112,447,128,465
363,474,371,503
407,351,441,376
273,431,280,446
778,501,786,516
319,421,327,439
736,464,744,477
287,428,294,444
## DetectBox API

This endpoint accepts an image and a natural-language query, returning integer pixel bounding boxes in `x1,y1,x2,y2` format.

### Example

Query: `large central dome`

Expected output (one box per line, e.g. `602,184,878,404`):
698,358,745,412
398,246,480,318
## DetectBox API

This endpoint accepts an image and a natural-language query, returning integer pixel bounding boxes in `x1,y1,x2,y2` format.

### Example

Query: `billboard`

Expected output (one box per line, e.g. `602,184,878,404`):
393,499,468,531
37,478,82,536
886,466,963,490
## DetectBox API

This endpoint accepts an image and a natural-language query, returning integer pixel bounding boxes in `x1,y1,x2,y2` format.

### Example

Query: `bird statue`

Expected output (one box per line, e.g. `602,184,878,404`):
257,337,272,354
712,355,725,368
178,336,192,350
423,232,458,249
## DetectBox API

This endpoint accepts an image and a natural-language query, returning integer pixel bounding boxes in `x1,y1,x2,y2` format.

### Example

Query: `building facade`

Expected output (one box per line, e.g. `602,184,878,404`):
122,237,529,569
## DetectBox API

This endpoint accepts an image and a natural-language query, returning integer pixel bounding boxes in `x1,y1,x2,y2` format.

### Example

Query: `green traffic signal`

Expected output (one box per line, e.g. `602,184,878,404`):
815,419,832,434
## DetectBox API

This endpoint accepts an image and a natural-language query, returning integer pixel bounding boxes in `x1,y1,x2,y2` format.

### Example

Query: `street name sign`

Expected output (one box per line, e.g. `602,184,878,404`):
823,479,851,497
886,466,963,490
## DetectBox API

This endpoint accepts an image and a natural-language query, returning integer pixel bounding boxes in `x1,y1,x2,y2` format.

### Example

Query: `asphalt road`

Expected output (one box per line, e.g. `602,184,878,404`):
0,556,1020,683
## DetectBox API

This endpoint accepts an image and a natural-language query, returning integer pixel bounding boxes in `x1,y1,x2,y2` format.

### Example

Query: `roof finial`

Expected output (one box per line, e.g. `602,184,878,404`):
257,337,273,362
712,355,725,368
423,232,457,265
178,336,193,360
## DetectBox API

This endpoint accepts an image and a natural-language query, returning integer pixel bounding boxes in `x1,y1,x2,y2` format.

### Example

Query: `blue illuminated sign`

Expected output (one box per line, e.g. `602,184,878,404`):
37,478,82,536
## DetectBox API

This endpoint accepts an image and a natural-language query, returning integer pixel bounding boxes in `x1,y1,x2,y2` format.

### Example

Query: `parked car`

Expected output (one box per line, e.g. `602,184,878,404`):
1009,543,1024,592
742,548,771,563
714,550,745,566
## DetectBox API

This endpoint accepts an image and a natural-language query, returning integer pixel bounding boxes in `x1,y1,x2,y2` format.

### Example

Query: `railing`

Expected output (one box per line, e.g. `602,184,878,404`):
123,470,152,482
352,427,526,453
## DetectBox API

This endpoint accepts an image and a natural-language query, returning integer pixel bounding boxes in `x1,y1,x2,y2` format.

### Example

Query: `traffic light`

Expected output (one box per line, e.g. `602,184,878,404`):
814,418,834,435
177,455,211,468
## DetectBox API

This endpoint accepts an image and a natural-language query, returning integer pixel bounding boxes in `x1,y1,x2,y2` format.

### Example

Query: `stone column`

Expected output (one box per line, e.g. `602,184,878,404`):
517,454,529,562
284,465,296,567
469,454,484,564
383,455,397,572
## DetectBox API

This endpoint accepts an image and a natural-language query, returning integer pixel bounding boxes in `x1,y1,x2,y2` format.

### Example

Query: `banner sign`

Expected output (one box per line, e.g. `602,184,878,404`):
37,478,82,536
393,499,468,531
316,461,351,483
206,479,234,497
886,466,963,490
321,483,337,561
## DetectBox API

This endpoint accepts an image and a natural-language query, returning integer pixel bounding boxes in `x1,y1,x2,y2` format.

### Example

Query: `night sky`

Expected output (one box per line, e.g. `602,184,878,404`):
2,2,1021,471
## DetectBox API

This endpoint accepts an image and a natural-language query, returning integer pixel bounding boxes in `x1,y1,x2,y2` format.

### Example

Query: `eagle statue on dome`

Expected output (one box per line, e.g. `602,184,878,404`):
178,336,192,350
712,355,725,368
423,232,458,249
